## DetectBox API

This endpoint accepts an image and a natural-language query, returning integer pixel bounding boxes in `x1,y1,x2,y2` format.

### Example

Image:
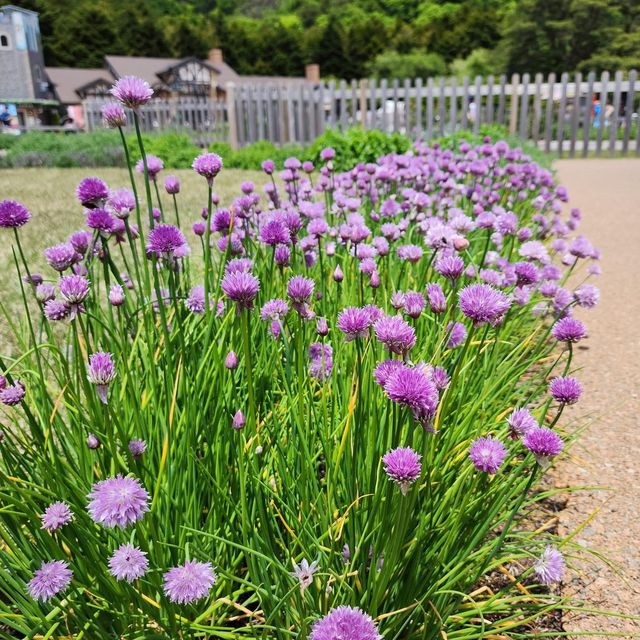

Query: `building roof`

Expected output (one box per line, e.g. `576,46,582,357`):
45,67,114,104
104,55,183,87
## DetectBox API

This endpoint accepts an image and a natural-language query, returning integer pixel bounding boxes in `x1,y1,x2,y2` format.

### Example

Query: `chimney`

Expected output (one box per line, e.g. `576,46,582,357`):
209,48,224,65
305,63,320,83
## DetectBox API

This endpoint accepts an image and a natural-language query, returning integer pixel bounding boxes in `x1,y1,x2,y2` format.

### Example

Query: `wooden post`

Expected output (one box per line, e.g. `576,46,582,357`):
359,79,367,128
582,71,595,157
415,77,423,140
595,70,610,156
608,70,623,156
449,76,457,133
509,73,520,135
486,75,495,124
556,72,569,157
473,75,481,133
519,73,529,139
543,72,556,154
532,73,543,142
226,82,238,149
569,72,582,157
622,69,636,155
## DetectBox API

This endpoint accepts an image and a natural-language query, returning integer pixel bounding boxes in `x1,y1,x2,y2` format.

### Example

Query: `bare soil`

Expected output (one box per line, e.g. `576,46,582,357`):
552,159,640,638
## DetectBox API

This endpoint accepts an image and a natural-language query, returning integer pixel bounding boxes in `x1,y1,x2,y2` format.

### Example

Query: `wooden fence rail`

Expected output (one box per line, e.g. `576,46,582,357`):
83,70,639,156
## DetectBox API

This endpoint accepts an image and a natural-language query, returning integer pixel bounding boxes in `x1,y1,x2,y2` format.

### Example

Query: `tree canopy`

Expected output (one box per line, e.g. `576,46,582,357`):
21,0,640,77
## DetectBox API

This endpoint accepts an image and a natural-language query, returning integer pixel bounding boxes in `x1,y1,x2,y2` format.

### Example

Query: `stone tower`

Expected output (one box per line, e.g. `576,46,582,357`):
0,5,48,101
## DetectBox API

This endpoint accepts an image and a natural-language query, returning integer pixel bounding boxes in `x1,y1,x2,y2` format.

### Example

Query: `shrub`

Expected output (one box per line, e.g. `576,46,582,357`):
0,114,599,638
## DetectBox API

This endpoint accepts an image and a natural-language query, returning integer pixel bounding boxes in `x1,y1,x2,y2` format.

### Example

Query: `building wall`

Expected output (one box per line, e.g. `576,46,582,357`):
0,6,47,101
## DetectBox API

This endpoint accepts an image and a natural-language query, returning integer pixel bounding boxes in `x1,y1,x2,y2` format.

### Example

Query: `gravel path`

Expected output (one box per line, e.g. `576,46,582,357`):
553,159,640,638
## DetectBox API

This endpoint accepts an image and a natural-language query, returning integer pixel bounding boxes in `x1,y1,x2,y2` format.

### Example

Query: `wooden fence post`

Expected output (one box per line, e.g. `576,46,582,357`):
509,73,520,135
226,82,238,149
359,79,367,128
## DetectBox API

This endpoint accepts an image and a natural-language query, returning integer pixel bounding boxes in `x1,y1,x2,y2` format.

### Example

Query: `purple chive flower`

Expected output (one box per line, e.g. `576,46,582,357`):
28,560,72,602
87,351,116,404
469,437,507,474
101,103,127,128
291,558,319,593
403,291,426,318
320,147,336,161
261,298,289,322
225,351,239,369
110,76,153,108
382,447,422,495
426,283,447,314
163,560,216,604
192,152,223,184
337,307,371,341
44,243,77,272
373,315,416,355
44,299,70,321
549,376,582,405
523,426,563,467
514,261,540,286
274,244,291,267
384,364,439,429
147,224,186,256
108,543,149,582
316,317,329,336
534,545,565,584
135,155,164,181
69,230,92,254
287,275,315,305
260,219,290,246
76,177,109,208
221,271,260,310
0,382,25,405
164,175,180,195
193,221,206,236
309,343,333,381
225,258,253,274
128,439,146,459
86,207,116,233
397,244,423,263
507,408,538,438
35,283,55,304
435,255,465,281
310,606,382,640
108,188,136,219
446,321,467,348
0,199,31,228
574,284,599,308
333,265,344,283
185,285,207,314
373,359,404,387
87,475,149,528
552,317,587,343
87,433,101,449
262,159,275,174
59,275,90,306
232,410,246,430
432,366,450,390
109,284,125,306
41,502,73,532
458,284,511,326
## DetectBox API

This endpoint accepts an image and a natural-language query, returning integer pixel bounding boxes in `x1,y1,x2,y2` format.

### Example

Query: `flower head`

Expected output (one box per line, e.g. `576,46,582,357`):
221,271,260,309
28,560,72,602
337,307,371,341
147,224,186,256
383,447,422,495
446,321,467,348
164,175,180,194
136,155,164,180
108,543,148,582
76,177,109,208
110,76,153,109
41,502,73,532
192,152,223,183
185,285,208,314
534,545,565,584
426,283,447,314
59,275,90,306
523,427,563,467
469,437,507,474
552,317,587,343
87,475,149,528
384,364,439,429
309,342,333,381
163,560,216,604
0,381,25,405
507,408,538,438
44,243,77,272
310,606,382,640
291,558,319,593
0,199,30,228
86,207,116,233
287,275,315,305
373,315,416,355
549,376,582,405
108,188,136,219
87,352,116,404
128,439,146,459
44,299,70,321
101,103,127,128
458,284,511,326
435,255,464,281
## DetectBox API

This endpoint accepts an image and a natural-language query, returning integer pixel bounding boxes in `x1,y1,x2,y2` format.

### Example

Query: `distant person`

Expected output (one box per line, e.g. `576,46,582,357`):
592,96,601,129
467,99,477,124
0,105,11,128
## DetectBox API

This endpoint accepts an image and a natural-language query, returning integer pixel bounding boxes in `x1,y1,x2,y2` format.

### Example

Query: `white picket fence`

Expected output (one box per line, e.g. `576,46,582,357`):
83,70,640,156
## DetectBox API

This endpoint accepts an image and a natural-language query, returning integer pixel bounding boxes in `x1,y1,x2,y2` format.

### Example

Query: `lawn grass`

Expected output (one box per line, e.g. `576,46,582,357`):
0,167,262,350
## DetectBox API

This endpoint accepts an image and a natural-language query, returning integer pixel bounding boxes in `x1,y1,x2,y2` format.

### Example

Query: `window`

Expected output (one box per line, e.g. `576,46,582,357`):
0,33,10,49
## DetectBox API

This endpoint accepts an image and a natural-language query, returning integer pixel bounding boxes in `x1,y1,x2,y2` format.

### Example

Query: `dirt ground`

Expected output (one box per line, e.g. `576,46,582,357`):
553,159,640,638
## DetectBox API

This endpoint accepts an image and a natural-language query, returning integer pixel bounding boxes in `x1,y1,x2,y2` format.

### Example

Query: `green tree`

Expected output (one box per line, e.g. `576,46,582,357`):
368,49,448,78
